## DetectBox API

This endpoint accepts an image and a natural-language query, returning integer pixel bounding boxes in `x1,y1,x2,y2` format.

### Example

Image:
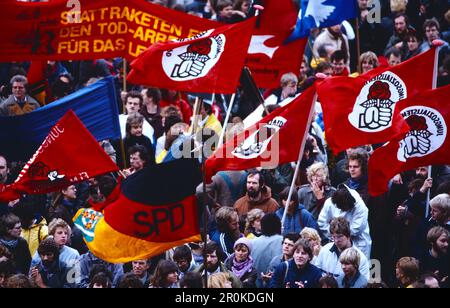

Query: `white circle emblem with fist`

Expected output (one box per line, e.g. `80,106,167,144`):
349,72,407,133
397,106,447,162
163,32,225,81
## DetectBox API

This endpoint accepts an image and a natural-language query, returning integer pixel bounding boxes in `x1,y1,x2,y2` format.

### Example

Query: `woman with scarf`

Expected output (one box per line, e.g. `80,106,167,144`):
224,238,257,288
0,214,31,274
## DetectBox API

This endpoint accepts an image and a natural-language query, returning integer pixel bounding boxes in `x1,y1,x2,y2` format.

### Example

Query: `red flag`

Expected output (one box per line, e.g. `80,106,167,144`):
205,84,316,182
0,110,118,202
317,46,440,154
0,0,219,61
27,61,48,105
127,18,256,94
246,0,307,89
368,85,450,196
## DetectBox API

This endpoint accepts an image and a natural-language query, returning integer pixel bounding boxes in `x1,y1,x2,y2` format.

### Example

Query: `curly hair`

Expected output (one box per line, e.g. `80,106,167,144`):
306,162,330,186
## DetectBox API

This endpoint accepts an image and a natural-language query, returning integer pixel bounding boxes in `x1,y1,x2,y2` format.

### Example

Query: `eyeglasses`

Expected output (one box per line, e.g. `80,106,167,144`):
331,234,345,240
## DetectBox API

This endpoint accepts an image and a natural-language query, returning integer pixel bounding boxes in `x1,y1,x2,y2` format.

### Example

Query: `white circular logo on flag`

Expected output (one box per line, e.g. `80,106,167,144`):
162,30,226,81
397,106,447,162
232,117,287,159
349,72,407,132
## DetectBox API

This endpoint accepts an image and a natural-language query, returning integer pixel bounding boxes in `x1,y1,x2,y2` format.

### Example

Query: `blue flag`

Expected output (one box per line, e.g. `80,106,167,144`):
0,77,120,160
286,0,358,42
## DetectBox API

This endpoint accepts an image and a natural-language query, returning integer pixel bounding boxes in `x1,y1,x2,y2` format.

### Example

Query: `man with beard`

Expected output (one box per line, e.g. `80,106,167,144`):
413,194,450,263
194,241,242,288
384,13,414,57
29,238,73,288
234,171,279,218
420,227,449,288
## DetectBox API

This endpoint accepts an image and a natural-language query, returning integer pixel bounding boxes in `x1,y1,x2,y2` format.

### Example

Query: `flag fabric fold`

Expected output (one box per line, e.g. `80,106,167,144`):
0,110,119,202
73,158,202,263
317,46,440,154
127,18,256,94
205,84,317,182
246,0,307,88
286,0,358,42
368,85,450,196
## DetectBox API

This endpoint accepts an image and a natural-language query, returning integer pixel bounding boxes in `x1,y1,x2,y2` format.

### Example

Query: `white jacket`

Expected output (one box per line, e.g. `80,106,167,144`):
315,242,370,280
318,186,372,259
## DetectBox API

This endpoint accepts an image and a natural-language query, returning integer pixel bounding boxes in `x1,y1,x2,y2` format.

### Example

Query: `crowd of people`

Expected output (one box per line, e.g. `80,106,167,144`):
0,0,449,288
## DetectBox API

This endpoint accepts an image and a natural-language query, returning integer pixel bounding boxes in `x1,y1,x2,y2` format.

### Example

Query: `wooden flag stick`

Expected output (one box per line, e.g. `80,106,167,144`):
122,59,127,114
217,93,236,148
281,93,317,233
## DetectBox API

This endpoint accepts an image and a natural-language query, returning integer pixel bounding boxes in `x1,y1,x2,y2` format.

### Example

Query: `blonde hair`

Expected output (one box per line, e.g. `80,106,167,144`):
207,272,232,288
300,227,321,243
306,162,330,185
339,247,360,269
396,257,420,284
280,72,298,87
169,122,189,136
430,193,450,217
359,51,379,73
48,218,71,239
245,208,264,235
390,0,408,13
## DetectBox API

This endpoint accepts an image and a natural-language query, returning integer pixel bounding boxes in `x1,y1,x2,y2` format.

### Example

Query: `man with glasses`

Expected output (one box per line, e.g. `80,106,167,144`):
0,75,40,116
315,217,370,280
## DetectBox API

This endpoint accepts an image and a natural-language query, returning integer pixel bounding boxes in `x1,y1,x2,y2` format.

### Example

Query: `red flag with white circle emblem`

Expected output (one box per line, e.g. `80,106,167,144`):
317,45,441,154
368,85,450,196
127,18,256,94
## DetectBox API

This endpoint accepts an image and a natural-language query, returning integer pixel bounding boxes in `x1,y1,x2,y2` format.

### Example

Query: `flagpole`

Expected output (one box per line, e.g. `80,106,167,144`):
425,41,442,218
191,97,202,137
281,93,317,233
241,67,270,116
201,110,210,289
217,93,236,148
122,59,127,114
120,58,128,169
120,139,128,169
426,166,432,218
